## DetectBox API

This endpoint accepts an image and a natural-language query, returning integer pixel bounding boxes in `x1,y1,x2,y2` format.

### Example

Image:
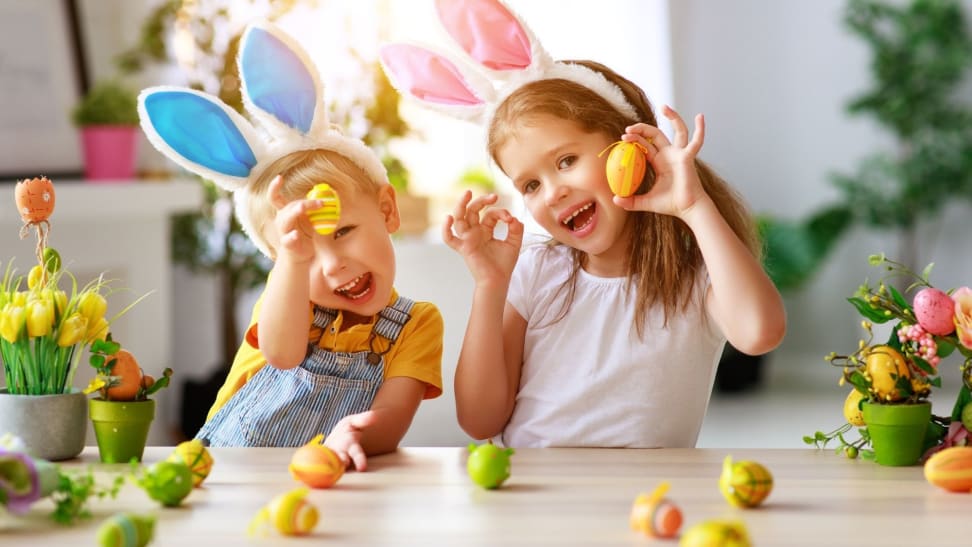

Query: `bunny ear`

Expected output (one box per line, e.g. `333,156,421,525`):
434,0,550,74
239,22,325,139
139,87,264,190
379,43,494,121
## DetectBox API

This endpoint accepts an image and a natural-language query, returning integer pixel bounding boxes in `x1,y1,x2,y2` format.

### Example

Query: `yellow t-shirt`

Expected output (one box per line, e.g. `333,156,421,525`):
206,289,443,421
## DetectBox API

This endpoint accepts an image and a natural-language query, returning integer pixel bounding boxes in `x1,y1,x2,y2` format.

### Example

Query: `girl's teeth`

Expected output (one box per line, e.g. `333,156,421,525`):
562,203,592,225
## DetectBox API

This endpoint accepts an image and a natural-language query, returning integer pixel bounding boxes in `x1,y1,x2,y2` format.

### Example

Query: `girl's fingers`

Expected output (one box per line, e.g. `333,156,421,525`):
442,215,460,248
463,193,499,228
452,190,473,224
663,105,690,148
687,113,705,154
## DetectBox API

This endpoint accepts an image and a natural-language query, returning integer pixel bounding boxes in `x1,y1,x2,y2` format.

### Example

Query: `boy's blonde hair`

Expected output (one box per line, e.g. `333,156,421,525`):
248,148,388,259
488,60,761,336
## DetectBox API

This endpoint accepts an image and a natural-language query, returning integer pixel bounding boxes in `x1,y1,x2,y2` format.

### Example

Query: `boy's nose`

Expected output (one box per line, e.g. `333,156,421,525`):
321,254,347,277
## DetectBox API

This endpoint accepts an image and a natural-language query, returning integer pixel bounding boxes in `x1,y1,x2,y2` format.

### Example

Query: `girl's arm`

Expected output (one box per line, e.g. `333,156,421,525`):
442,191,527,439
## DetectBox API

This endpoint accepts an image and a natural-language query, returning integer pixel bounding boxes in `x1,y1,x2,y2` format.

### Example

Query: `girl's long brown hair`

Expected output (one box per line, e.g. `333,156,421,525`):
487,60,761,336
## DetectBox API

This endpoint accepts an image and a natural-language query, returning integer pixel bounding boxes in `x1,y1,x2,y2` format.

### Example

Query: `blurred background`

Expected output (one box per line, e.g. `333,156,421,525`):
1,0,970,449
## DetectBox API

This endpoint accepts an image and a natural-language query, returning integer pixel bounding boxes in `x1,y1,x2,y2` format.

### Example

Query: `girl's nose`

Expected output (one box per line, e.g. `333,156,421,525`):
544,181,569,207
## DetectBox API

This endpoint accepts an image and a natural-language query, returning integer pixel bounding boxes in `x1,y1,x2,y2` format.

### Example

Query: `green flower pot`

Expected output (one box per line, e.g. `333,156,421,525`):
863,401,931,467
89,398,155,463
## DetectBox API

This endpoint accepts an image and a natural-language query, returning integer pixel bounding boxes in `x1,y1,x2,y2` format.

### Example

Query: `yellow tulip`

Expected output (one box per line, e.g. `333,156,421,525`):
86,316,110,343
57,313,88,347
25,299,54,338
77,291,108,325
0,305,26,343
51,290,68,317
11,291,27,307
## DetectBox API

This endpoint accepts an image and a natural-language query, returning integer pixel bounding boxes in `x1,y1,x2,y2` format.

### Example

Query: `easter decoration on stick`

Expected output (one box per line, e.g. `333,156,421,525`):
14,176,57,268
248,487,319,537
629,481,683,538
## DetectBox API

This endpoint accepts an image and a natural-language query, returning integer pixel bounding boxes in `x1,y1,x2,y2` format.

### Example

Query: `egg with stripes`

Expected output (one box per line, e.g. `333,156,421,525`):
305,183,341,235
167,439,214,488
248,487,319,537
289,434,344,489
719,455,773,508
630,481,682,538
601,141,648,197
97,512,156,547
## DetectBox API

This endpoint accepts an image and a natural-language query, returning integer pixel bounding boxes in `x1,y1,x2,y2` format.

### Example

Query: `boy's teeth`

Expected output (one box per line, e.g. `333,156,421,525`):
338,274,365,292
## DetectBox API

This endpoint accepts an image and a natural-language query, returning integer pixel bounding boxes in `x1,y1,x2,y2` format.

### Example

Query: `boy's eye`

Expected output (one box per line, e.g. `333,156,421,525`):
557,155,577,169
333,226,354,239
522,180,540,194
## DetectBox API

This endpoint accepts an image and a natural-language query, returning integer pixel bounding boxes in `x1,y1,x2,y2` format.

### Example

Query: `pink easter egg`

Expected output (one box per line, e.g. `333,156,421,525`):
913,287,956,336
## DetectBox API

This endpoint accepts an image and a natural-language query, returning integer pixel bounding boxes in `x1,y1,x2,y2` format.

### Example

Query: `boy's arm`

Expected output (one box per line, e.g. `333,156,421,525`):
258,259,312,369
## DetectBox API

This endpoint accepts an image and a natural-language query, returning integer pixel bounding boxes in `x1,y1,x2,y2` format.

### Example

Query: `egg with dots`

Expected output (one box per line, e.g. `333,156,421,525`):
305,183,341,235
289,434,344,489
167,439,214,488
925,446,972,493
15,176,56,223
599,141,648,198
105,349,144,401
913,287,957,336
629,481,682,538
248,487,319,537
466,442,514,489
718,455,773,508
679,519,751,547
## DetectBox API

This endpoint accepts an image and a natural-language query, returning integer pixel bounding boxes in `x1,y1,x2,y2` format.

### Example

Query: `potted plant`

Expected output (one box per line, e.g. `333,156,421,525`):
0,177,147,461
805,254,972,466
70,79,140,181
84,338,173,464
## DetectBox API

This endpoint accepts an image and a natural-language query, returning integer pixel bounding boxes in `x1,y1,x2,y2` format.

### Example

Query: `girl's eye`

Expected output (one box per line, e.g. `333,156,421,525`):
333,226,354,239
557,155,577,169
522,180,540,194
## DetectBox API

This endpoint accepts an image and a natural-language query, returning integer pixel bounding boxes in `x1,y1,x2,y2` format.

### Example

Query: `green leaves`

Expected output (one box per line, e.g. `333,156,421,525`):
847,296,892,323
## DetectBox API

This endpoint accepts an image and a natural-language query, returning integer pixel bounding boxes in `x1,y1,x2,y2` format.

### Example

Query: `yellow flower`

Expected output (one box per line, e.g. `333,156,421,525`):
57,313,88,347
0,304,25,343
86,316,109,343
77,291,108,325
25,298,54,337
952,287,972,350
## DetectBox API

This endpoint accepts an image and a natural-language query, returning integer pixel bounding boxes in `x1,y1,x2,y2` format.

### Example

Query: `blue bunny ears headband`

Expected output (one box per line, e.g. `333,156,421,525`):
139,21,387,258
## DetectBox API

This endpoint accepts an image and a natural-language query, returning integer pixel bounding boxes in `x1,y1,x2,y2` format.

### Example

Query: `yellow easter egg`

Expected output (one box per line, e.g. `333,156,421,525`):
306,183,341,235
602,141,647,197
865,345,910,402
167,439,214,487
719,455,773,508
268,487,318,536
630,490,682,538
924,446,972,492
680,519,751,547
843,389,866,427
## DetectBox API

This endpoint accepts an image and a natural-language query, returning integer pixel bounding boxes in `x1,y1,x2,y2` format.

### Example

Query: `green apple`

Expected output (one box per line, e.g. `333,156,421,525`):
466,443,514,489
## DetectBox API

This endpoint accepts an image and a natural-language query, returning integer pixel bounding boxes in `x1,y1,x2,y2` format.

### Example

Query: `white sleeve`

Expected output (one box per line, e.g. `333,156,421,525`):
507,245,543,321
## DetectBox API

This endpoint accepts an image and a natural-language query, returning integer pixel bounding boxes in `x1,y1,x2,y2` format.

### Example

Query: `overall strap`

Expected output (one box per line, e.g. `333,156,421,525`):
373,295,415,344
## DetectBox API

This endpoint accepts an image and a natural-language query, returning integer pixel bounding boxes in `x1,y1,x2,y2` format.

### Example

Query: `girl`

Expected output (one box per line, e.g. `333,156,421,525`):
139,21,443,468
381,0,785,448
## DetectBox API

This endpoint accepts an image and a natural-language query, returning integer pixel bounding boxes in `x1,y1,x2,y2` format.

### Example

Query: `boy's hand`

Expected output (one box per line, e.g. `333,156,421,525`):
323,410,377,471
268,174,323,264
442,191,524,288
613,105,708,218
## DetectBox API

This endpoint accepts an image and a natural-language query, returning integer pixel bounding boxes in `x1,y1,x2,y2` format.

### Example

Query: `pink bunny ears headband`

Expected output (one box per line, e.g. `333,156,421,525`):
138,21,387,259
379,0,639,126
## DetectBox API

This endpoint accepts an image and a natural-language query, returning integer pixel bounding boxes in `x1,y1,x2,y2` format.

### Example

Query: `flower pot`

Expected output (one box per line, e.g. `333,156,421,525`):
80,125,138,181
0,388,87,461
89,398,155,463
863,401,931,466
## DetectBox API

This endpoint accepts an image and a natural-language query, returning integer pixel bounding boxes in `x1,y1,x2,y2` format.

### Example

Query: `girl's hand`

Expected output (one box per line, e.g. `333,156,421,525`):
268,174,321,263
613,105,708,218
323,410,377,471
442,191,524,288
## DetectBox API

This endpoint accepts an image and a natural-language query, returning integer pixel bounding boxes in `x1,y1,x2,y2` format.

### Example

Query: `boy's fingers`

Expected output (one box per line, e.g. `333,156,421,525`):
348,443,367,471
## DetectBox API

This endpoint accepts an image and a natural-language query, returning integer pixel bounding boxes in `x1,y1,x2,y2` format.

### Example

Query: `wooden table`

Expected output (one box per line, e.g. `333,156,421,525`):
4,446,972,545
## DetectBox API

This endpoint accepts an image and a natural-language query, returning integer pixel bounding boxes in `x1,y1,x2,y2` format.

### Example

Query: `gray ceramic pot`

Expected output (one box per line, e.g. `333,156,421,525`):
0,388,87,461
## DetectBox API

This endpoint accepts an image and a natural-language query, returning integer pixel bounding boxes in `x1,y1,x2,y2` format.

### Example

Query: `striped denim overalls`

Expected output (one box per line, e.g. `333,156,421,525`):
197,296,414,447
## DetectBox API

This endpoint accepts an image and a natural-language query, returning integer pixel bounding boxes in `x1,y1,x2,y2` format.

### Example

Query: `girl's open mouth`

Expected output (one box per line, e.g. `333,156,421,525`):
562,202,596,233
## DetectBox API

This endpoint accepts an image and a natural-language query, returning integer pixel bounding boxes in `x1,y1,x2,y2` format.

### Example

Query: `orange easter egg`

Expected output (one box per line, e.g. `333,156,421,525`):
603,141,647,197
106,349,143,402
289,434,344,489
925,446,972,492
630,493,682,538
15,177,56,223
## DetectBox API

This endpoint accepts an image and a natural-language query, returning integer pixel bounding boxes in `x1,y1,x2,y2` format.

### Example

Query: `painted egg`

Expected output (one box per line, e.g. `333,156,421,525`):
680,519,751,547
15,177,56,223
467,442,514,489
719,455,773,508
97,512,156,547
167,439,214,487
630,482,682,538
289,434,344,489
924,446,972,492
865,345,910,402
137,461,194,507
843,389,866,427
913,287,956,336
249,487,319,537
306,183,341,235
602,141,647,197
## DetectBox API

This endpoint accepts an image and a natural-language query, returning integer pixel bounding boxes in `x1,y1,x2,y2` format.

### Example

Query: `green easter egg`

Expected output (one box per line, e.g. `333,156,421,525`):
140,461,193,507
962,402,972,431
42,247,61,274
466,443,514,489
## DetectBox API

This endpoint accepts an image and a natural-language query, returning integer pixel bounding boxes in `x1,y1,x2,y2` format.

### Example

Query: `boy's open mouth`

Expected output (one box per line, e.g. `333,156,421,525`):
336,272,373,300
562,202,596,232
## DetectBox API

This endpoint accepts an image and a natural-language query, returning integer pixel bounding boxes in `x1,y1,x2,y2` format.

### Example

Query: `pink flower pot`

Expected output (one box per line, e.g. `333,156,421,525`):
81,125,138,181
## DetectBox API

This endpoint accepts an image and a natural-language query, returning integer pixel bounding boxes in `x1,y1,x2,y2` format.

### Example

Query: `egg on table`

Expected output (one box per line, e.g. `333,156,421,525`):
719,455,773,508
248,487,319,537
289,434,345,489
630,481,682,538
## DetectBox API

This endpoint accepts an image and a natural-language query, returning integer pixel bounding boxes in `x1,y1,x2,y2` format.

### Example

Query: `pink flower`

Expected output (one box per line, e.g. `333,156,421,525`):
953,287,972,350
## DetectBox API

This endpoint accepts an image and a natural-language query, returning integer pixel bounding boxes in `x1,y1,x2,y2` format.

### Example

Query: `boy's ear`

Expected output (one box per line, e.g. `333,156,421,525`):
378,185,401,233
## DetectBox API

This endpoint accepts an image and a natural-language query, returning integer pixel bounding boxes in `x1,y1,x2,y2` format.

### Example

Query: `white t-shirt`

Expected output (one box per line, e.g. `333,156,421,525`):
502,244,726,448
